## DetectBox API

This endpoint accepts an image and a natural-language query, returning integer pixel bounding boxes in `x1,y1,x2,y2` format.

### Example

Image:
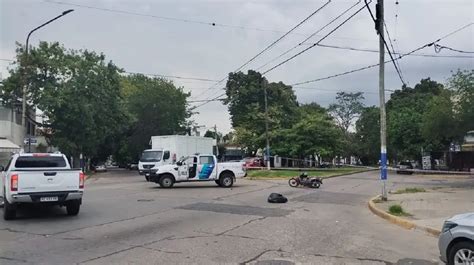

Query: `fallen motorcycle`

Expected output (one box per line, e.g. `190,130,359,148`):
288,172,323,188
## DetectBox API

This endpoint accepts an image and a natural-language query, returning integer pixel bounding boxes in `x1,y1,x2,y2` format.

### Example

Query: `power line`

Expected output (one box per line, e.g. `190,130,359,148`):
123,71,220,82
434,44,474,54
383,20,405,83
43,0,374,42
0,58,15,62
192,1,371,109
299,43,474,58
290,22,473,86
254,0,362,71
190,92,226,110
364,0,406,85
290,42,436,86
261,1,371,75
192,1,332,100
293,86,395,94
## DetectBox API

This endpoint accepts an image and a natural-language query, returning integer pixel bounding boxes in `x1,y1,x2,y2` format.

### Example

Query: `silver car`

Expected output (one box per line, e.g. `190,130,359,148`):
438,212,474,264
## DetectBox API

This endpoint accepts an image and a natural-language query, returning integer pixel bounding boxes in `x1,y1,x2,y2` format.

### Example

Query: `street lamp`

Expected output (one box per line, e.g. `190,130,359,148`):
21,9,74,152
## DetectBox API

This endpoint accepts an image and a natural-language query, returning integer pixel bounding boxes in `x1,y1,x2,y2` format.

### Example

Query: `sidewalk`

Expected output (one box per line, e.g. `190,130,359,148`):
373,186,474,233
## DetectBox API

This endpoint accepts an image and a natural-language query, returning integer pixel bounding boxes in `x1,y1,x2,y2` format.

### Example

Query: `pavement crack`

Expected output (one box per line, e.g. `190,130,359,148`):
0,256,29,263
138,246,182,254
50,208,175,236
216,216,268,236
0,228,48,237
78,246,139,264
309,253,392,265
239,248,284,264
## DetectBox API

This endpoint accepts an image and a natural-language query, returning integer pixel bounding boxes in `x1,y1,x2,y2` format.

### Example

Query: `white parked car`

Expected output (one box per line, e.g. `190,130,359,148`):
147,154,246,188
438,212,474,264
0,153,85,220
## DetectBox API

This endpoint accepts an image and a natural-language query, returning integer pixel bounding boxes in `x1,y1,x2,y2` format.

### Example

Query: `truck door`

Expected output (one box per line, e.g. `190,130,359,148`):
197,155,217,180
187,156,198,180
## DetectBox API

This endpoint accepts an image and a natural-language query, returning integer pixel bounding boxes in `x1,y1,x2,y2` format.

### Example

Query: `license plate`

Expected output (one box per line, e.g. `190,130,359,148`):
40,196,58,202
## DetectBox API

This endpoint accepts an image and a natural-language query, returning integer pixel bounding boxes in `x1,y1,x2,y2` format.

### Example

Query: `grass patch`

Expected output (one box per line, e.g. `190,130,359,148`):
246,168,366,179
388,204,411,216
392,187,426,194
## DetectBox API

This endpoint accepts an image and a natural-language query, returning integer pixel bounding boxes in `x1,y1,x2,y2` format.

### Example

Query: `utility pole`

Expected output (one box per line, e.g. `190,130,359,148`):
214,124,219,158
377,0,388,200
263,82,271,170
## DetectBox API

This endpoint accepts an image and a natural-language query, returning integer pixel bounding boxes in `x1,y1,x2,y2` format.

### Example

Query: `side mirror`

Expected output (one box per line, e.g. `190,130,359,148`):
176,161,182,166
163,151,170,160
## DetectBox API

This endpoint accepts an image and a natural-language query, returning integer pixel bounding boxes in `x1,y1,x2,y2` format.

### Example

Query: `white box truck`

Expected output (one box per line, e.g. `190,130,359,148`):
138,135,215,177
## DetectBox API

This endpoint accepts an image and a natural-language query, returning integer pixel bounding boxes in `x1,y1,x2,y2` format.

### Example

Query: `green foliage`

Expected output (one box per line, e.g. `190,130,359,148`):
224,70,298,155
246,168,365,179
115,74,190,163
355,106,380,165
421,90,457,149
388,204,405,216
448,69,474,136
328,92,365,133
0,42,190,164
272,107,342,158
392,187,426,194
386,78,446,159
1,42,125,159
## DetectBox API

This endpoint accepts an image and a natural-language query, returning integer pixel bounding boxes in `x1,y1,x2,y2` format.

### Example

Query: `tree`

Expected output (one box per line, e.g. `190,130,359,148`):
328,92,365,133
223,70,298,155
272,108,342,159
355,106,380,165
421,91,457,150
116,74,190,162
387,78,446,160
1,42,125,161
448,69,474,137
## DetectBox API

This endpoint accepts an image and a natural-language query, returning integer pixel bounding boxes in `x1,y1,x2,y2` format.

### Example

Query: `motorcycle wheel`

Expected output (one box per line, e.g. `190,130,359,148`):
288,178,299,187
311,181,321,189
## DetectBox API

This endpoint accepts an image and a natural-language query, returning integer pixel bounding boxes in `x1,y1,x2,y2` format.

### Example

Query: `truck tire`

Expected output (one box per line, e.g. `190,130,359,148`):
219,172,234,188
66,200,81,216
3,198,16,220
159,174,175,188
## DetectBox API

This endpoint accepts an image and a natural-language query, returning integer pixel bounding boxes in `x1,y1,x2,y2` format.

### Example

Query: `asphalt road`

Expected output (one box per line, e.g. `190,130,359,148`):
1,169,471,265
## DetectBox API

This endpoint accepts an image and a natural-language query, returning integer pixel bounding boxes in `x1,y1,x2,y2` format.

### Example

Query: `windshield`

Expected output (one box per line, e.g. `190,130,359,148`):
140,151,162,162
15,156,67,168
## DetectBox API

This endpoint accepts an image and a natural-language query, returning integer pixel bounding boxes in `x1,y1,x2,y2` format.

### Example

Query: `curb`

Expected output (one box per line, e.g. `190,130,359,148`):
247,168,375,180
368,195,441,237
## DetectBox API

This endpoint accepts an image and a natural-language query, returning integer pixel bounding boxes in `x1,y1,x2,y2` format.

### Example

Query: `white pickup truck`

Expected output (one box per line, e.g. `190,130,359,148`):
147,154,246,188
0,153,85,220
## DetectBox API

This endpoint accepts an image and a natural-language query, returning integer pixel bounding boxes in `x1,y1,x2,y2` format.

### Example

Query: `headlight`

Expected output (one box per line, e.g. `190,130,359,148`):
442,221,458,233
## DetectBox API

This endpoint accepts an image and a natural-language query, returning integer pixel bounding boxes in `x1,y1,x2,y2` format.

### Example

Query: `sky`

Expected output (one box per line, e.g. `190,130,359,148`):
1,0,473,134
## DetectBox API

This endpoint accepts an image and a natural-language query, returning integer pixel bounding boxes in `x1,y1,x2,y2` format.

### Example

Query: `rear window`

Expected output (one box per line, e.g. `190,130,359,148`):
14,156,67,168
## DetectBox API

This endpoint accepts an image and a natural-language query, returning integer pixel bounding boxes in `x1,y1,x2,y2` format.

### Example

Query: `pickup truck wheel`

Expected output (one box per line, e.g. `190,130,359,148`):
219,173,234,188
3,199,16,220
159,175,175,188
66,200,81,216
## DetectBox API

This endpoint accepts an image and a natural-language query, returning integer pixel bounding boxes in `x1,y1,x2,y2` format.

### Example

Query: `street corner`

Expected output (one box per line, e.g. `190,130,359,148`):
368,184,474,236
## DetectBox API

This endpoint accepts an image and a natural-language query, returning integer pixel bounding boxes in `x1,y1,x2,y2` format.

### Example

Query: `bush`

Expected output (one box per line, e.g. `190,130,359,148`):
388,204,408,216
393,187,426,194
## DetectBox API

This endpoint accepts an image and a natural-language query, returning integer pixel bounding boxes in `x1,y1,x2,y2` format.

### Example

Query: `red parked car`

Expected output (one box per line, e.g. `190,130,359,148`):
243,157,265,168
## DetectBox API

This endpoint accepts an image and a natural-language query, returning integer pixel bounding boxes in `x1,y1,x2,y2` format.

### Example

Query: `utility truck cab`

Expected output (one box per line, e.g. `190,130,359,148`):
147,154,246,188
138,135,215,176
138,149,171,176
